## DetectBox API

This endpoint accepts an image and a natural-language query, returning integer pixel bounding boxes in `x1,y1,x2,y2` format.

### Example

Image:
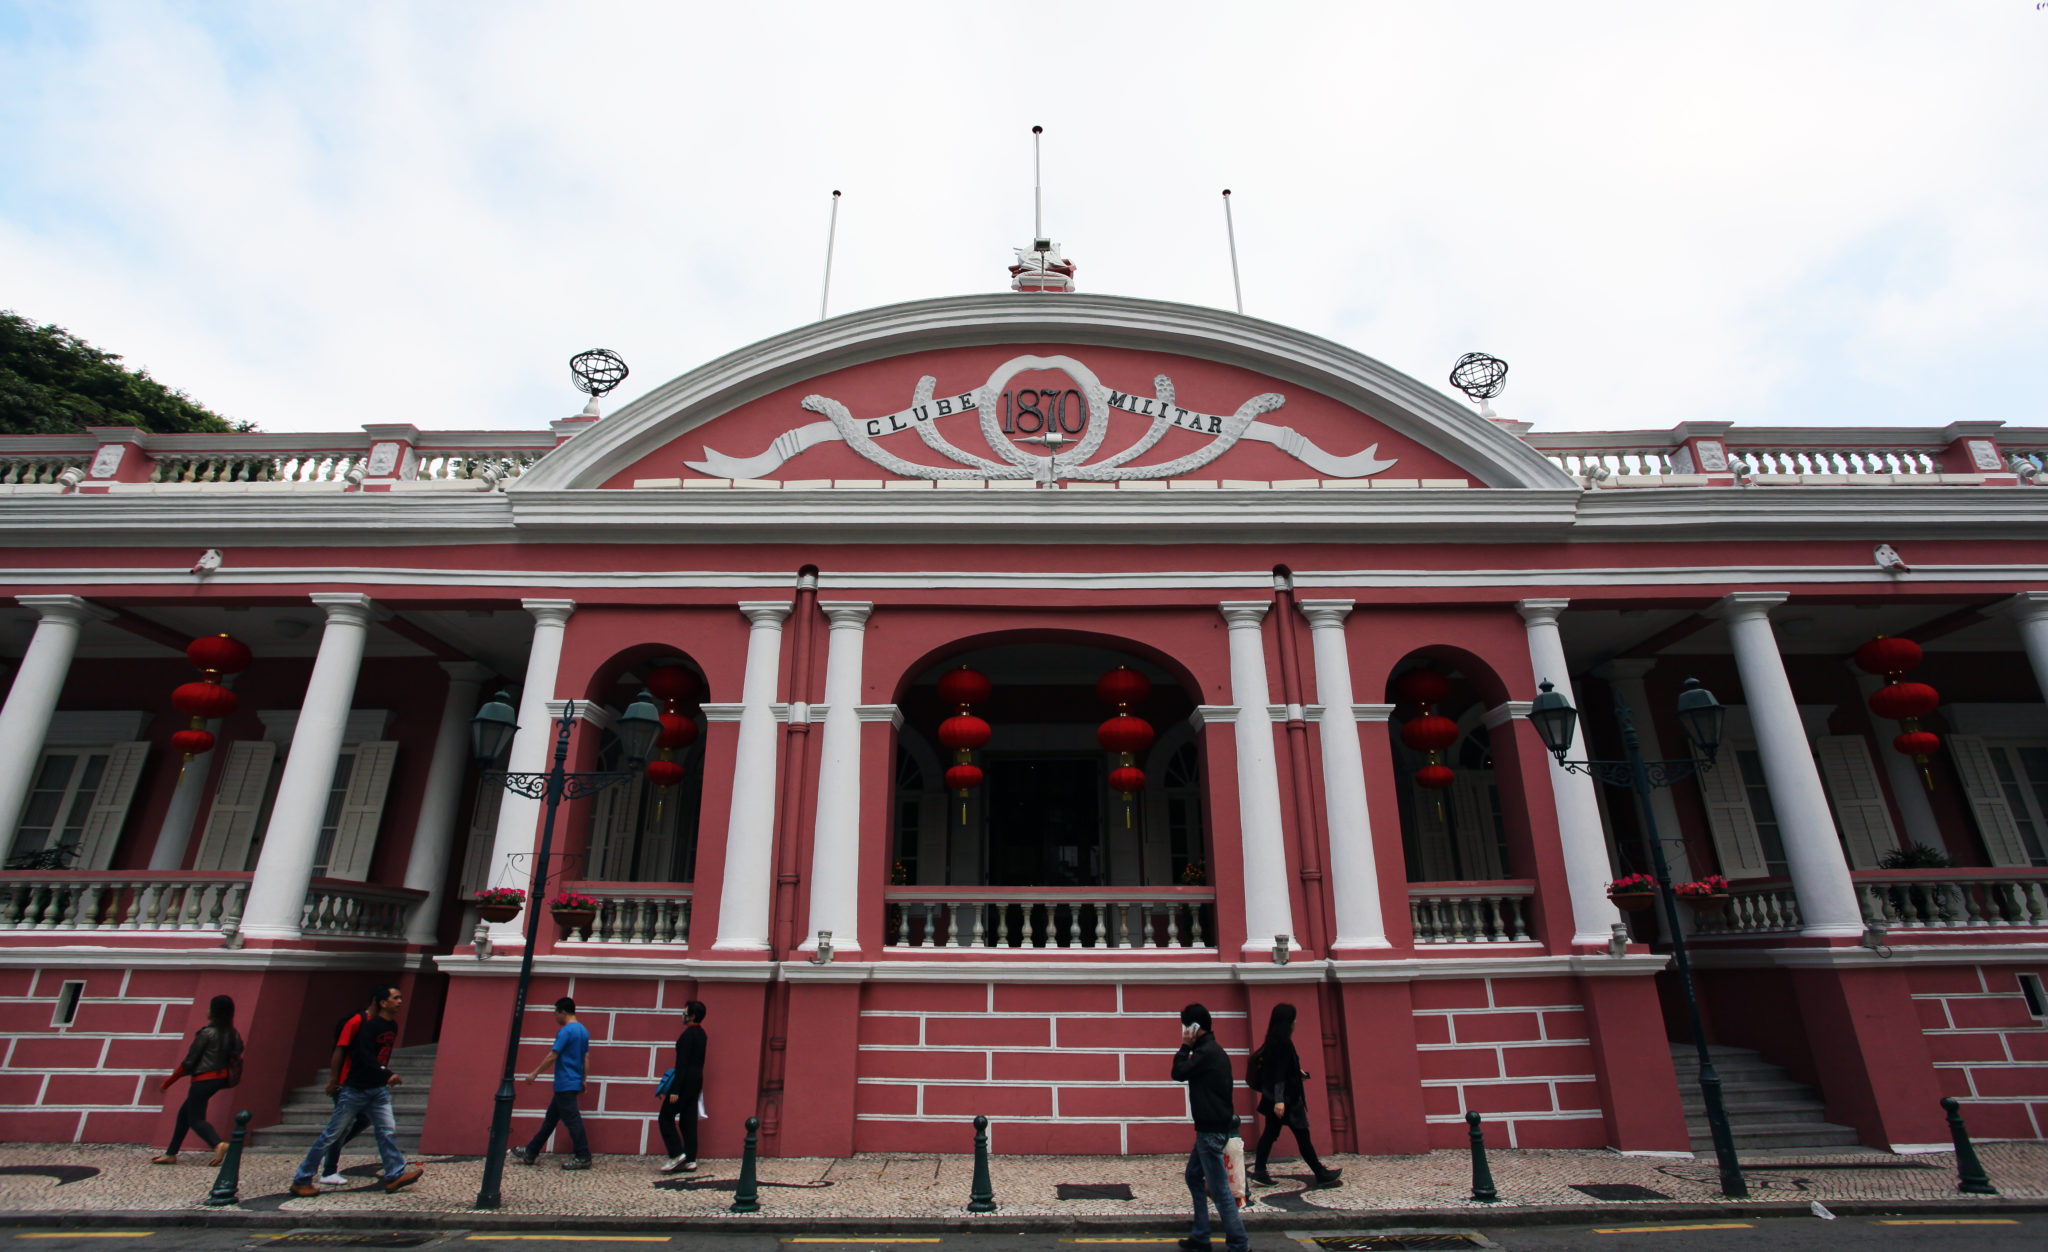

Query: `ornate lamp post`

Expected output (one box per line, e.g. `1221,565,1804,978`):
469,688,661,1210
1526,676,1748,1199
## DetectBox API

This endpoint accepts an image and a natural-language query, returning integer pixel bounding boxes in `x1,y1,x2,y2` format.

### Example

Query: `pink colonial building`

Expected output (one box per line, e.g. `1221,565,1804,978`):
1,288,2046,1164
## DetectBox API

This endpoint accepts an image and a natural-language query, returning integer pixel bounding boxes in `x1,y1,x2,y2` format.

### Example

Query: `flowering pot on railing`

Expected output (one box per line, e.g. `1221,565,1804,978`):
1606,873,1659,912
474,887,525,924
549,891,599,934
1675,875,1731,916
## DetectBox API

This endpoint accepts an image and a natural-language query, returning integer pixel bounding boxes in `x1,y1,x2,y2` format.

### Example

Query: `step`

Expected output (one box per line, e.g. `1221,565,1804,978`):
1694,1123,1863,1151
1684,1103,1835,1128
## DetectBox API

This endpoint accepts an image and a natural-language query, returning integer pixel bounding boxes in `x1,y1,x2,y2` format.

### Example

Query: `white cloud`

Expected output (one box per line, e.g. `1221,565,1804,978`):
0,0,2042,434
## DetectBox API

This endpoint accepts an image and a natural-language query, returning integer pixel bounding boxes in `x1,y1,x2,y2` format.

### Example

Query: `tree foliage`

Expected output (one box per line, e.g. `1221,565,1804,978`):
0,310,249,435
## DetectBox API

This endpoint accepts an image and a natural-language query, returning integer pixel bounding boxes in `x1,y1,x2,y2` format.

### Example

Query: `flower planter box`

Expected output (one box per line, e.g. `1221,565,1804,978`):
1608,891,1657,913
477,902,523,924
553,909,596,936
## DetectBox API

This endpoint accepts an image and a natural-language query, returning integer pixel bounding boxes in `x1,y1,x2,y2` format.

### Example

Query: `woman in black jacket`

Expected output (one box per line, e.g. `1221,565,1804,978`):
1249,1003,1340,1188
153,994,243,1165
656,1000,707,1173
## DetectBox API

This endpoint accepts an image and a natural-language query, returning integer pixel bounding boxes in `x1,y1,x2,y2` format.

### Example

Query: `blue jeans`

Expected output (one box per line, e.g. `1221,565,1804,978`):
1185,1130,1248,1251
295,1086,407,1185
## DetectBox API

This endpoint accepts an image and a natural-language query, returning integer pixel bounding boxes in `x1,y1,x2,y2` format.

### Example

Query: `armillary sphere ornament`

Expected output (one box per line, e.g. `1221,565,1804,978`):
569,349,629,398
1449,352,1509,417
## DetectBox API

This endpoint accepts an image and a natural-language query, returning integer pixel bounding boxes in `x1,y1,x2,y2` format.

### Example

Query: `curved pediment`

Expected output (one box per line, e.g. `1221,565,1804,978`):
516,294,1575,492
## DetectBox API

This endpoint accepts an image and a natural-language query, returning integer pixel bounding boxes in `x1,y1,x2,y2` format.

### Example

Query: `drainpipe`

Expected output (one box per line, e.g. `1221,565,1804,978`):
1271,568,1330,956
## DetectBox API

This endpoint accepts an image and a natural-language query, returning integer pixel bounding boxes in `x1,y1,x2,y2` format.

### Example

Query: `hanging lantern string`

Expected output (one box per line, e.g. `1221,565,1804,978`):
170,634,251,784
938,666,992,825
1856,635,1941,791
1097,666,1154,831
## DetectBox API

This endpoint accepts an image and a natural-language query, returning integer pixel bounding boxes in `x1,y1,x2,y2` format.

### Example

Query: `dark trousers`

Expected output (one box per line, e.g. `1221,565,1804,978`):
656,1081,702,1160
1253,1099,1327,1175
320,1090,372,1175
527,1088,590,1160
167,1077,227,1153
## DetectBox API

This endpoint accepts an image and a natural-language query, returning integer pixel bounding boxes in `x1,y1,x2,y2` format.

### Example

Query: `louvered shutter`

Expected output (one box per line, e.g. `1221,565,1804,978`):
586,775,645,881
193,740,277,872
1691,744,1772,879
323,742,397,881
1409,778,1459,881
72,742,149,870
1947,735,2032,867
456,784,504,898
637,778,682,882
1449,771,1504,879
1815,736,1898,869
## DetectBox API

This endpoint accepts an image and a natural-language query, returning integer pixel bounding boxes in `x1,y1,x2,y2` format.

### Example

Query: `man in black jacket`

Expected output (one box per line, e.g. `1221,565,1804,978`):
1171,1003,1247,1252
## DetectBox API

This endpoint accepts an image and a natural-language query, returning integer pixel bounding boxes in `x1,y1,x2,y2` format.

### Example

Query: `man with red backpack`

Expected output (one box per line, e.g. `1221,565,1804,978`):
312,994,379,1185
290,984,423,1196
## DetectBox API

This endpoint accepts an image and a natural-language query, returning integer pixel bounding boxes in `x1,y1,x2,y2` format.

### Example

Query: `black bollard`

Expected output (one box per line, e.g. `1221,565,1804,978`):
730,1116,761,1213
1465,1111,1498,1203
967,1114,996,1213
203,1111,251,1207
1941,1097,1997,1195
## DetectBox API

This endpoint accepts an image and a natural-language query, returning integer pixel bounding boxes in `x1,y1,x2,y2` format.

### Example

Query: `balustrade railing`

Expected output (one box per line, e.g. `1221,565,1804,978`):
1408,881,1536,944
1725,447,1940,477
0,873,250,935
299,880,424,940
555,883,693,945
1694,880,1804,935
0,457,86,485
1856,870,2048,930
885,889,1215,951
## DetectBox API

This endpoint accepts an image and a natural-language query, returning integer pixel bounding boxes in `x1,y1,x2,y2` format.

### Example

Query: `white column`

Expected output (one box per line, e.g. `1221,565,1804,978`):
1711,592,1863,937
401,662,493,944
2005,592,2048,705
240,594,376,940
1593,660,1695,883
1849,668,1945,854
1220,602,1295,958
480,599,574,946
801,602,873,955
1297,600,1388,949
148,675,237,871
0,596,106,861
1516,599,1623,946
713,602,793,952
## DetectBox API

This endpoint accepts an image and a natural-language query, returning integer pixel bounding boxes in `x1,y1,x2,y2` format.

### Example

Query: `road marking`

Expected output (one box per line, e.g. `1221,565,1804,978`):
464,1239,669,1244
1593,1224,1754,1235
782,1241,943,1245
1873,1219,2019,1226
1062,1242,1185,1245
14,1237,157,1242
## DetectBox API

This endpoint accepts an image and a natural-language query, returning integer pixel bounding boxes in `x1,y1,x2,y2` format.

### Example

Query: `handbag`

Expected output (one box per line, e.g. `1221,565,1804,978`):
698,1093,708,1120
654,1067,676,1098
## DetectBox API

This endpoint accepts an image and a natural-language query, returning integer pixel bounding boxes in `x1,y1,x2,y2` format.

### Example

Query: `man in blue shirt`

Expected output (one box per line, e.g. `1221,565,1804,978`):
510,997,593,1170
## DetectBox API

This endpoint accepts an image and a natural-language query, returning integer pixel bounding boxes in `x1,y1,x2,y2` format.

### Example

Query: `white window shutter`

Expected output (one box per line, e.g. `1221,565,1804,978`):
1449,771,1504,880
323,741,397,881
73,742,149,870
1409,779,1458,881
587,775,646,881
1815,736,1898,869
1947,735,2032,867
638,780,682,882
1691,745,1772,879
456,784,504,899
193,740,277,872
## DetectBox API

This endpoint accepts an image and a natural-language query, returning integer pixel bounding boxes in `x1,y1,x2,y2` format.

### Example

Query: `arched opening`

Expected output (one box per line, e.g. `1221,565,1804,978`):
888,638,1210,948
1386,658,1514,883
581,650,710,886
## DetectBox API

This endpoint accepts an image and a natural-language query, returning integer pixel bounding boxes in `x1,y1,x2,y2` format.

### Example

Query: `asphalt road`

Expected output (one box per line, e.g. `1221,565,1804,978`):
2,1218,2042,1252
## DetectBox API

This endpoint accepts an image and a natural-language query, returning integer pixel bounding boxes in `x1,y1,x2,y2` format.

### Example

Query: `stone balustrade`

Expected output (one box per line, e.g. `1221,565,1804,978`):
298,879,426,941
554,883,694,946
1694,880,1805,935
1856,870,2048,930
1408,881,1536,944
884,889,1216,951
0,872,250,936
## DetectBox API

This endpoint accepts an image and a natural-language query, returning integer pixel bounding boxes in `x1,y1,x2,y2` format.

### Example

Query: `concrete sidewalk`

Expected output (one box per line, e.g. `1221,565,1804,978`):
0,1142,2043,1231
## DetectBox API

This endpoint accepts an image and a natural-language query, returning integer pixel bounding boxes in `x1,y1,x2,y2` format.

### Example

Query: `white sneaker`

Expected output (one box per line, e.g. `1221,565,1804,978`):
317,1173,349,1186
682,1159,698,1173
660,1155,685,1174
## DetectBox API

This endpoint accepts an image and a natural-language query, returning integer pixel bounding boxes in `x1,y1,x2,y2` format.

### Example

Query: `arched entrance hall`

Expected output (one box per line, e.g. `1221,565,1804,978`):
886,641,1212,949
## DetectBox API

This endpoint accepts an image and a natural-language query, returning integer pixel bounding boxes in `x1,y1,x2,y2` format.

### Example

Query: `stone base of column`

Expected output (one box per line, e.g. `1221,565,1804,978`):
1336,981,1431,1154
777,975,862,1157
1581,973,1691,1153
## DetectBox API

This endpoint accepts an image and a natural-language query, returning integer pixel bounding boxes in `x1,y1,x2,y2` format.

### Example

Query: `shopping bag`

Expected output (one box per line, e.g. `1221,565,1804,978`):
697,1093,709,1120
1223,1134,1248,1207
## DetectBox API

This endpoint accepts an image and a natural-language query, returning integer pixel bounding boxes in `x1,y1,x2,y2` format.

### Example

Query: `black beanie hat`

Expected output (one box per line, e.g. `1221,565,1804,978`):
1180,1003,1213,1032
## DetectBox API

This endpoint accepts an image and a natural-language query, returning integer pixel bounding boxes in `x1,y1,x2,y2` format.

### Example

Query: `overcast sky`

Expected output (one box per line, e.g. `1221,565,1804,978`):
2,1,2043,436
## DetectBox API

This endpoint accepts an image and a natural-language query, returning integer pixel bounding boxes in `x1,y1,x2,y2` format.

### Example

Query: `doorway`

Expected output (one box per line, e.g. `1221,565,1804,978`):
987,757,1102,886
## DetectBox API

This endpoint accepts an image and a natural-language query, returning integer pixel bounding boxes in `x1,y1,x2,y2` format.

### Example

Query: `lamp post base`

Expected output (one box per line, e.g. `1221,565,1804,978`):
474,1081,519,1209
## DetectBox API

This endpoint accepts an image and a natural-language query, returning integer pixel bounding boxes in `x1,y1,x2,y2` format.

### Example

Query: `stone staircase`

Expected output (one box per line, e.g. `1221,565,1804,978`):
254,1044,437,1156
1669,1042,1861,1152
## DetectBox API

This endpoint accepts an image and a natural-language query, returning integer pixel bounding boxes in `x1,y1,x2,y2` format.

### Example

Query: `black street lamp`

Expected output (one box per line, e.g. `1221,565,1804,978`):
469,689,661,1210
1527,676,1749,1200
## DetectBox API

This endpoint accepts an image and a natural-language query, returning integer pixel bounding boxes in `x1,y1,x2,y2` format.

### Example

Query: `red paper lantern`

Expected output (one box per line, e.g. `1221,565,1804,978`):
1415,763,1456,789
1096,715,1156,755
1095,666,1152,709
1400,713,1460,754
186,634,252,675
936,667,992,708
658,712,697,750
938,714,992,751
1854,635,1923,678
1394,668,1451,707
646,758,686,789
945,763,984,794
644,665,702,704
1109,765,1146,795
1895,730,1941,757
171,680,239,720
171,728,215,757
1870,681,1940,721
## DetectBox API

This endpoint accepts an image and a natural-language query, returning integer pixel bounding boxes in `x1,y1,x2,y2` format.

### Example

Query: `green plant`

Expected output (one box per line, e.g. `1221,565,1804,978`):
549,891,600,912
1675,875,1730,897
1878,843,1952,870
1607,873,1657,895
474,887,526,907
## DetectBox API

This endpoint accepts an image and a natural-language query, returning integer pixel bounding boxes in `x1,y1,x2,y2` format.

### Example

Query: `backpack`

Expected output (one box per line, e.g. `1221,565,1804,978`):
1244,1046,1267,1094
224,1029,246,1089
